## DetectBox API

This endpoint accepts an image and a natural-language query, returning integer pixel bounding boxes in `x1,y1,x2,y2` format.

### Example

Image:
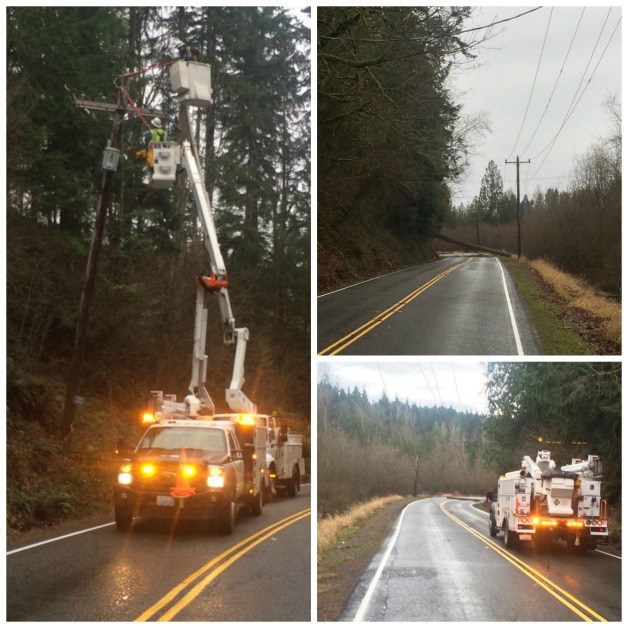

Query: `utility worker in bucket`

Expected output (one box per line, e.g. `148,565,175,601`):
135,118,169,167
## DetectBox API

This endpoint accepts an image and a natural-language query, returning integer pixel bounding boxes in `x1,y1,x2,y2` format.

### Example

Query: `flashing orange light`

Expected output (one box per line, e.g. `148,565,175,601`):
532,516,540,525
140,463,157,477
142,412,156,425
237,415,256,426
181,464,197,478
252,453,257,460
208,466,224,477
567,520,584,528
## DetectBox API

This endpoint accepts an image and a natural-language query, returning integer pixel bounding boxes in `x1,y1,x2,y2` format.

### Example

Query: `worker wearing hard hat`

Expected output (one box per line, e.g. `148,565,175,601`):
135,118,169,167
145,117,169,145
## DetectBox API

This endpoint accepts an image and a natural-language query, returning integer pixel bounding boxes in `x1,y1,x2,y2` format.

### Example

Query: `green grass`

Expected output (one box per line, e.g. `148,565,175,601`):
504,258,594,355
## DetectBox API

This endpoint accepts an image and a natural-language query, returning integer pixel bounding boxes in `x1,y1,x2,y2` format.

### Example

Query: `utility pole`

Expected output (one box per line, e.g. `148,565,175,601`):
505,155,530,260
413,453,419,497
61,84,164,437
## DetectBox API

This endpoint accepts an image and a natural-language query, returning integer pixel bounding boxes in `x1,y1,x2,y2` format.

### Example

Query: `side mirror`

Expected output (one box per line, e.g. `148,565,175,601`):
116,438,131,456
486,491,495,502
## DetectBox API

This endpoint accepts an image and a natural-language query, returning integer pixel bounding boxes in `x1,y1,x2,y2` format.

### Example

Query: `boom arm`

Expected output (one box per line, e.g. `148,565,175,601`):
180,131,256,414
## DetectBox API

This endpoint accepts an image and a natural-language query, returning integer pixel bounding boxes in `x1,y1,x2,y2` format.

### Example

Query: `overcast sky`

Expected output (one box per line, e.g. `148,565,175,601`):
319,361,489,414
448,5,622,206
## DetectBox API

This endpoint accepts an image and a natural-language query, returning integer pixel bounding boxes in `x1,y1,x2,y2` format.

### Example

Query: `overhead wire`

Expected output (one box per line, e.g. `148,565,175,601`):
518,7,585,157
527,13,620,183
506,7,553,160
529,7,613,162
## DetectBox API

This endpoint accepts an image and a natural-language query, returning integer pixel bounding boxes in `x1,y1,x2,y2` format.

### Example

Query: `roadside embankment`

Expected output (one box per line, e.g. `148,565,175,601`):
318,495,414,621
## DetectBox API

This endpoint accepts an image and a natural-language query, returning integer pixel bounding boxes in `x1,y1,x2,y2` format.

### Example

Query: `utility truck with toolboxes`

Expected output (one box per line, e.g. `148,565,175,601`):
488,451,608,551
113,56,304,533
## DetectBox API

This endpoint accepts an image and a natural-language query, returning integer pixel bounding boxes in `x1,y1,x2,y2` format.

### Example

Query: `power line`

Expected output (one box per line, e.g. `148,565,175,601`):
451,363,461,406
458,6,543,35
527,14,620,182
430,364,443,404
417,363,438,405
529,8,614,162
507,7,553,160
519,7,585,157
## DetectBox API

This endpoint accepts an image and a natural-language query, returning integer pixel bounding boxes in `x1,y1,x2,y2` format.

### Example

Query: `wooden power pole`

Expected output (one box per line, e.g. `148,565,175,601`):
60,84,164,437
505,155,530,260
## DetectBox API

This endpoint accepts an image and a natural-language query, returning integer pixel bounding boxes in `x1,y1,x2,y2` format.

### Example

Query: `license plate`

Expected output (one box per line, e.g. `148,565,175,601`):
519,534,532,541
156,495,175,507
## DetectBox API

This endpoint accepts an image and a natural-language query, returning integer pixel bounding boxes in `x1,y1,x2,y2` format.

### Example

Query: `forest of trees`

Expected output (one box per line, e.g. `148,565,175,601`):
319,362,620,516
442,100,621,295
318,378,494,516
317,7,487,291
484,362,621,502
7,7,310,529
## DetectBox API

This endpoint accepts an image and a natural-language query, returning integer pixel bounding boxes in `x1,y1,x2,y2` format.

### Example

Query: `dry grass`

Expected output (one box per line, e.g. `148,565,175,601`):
317,495,403,554
530,258,621,345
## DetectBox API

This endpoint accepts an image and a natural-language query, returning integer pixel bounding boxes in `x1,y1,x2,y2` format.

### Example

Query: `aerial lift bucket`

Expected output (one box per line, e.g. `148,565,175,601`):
149,142,180,189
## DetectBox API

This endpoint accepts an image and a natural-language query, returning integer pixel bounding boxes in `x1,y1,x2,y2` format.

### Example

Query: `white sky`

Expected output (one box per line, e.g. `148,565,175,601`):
318,362,489,414
448,5,622,206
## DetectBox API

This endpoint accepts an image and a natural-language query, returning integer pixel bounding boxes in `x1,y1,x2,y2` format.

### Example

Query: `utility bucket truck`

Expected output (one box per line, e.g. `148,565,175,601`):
488,451,608,551
113,57,303,532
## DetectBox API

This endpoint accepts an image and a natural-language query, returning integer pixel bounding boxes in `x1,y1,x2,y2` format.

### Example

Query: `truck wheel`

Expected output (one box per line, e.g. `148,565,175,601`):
249,489,263,517
489,514,498,537
115,508,133,532
504,520,517,549
287,467,298,498
567,536,595,553
218,500,236,535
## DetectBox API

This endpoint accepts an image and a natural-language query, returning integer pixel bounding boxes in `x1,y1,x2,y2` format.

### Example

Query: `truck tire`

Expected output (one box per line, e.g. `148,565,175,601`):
567,536,596,553
503,520,517,549
115,508,133,532
249,489,263,517
287,467,299,498
217,499,236,535
489,514,498,537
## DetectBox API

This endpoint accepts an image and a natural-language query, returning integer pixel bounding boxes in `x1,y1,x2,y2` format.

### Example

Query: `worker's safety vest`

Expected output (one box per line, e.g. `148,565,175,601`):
150,127,168,142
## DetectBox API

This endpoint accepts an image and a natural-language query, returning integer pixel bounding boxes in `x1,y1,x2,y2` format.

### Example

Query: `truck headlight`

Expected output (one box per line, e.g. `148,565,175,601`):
118,464,133,485
207,466,225,488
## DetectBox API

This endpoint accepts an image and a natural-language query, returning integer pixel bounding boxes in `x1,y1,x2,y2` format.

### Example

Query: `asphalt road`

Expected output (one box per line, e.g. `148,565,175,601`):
342,497,621,622
318,255,539,355
7,486,311,622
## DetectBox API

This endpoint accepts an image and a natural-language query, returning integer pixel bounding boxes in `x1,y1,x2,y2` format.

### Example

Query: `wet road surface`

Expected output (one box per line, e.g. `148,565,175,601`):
7,486,311,621
342,497,620,622
318,256,539,355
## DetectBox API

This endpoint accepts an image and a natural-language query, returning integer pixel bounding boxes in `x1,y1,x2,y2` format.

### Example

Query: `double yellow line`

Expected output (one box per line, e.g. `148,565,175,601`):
439,501,607,622
136,508,310,622
318,260,468,355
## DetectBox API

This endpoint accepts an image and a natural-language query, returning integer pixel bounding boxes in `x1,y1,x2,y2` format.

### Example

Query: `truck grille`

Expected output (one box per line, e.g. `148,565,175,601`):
133,462,206,493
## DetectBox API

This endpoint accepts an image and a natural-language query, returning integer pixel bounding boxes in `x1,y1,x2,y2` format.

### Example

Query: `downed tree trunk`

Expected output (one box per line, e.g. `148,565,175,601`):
429,232,512,257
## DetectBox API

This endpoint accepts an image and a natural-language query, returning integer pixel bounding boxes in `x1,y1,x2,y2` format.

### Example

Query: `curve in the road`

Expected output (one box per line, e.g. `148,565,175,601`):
347,497,617,622
439,501,607,622
136,508,311,621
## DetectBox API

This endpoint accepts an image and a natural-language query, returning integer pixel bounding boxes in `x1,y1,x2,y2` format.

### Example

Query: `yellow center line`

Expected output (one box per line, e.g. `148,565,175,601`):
439,501,607,622
318,259,470,355
135,508,311,622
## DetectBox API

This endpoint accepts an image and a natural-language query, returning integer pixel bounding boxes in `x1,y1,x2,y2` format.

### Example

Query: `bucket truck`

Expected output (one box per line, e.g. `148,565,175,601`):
113,59,302,532
488,451,608,551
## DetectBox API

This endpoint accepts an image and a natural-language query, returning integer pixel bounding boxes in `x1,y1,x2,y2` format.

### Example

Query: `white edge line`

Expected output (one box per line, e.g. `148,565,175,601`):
497,258,524,355
7,522,115,556
353,500,416,622
595,548,621,559
318,259,446,298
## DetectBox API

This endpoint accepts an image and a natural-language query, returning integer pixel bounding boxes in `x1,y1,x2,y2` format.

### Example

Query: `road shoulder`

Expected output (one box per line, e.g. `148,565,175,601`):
317,497,414,621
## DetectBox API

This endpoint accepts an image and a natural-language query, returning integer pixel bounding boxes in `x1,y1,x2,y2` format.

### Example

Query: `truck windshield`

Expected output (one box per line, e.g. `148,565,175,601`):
137,427,228,453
